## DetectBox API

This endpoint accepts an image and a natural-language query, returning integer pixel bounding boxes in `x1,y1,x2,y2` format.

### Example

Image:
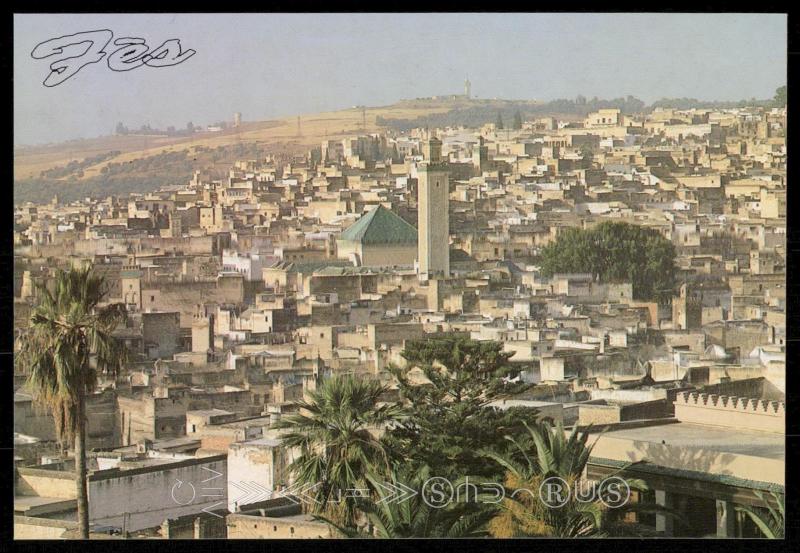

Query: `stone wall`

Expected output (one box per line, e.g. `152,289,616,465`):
15,389,120,448
15,466,76,499
88,455,228,532
118,395,156,445
227,513,331,539
361,244,417,267
142,280,244,327
142,312,181,359
674,392,784,434
160,512,228,539
579,399,670,426
700,377,767,400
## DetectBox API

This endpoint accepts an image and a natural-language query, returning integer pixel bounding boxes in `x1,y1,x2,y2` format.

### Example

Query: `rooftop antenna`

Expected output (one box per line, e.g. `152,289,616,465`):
362,107,366,131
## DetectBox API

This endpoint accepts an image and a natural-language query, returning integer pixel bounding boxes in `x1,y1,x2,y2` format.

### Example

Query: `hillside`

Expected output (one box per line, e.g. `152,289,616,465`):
14,103,455,181
14,101,464,205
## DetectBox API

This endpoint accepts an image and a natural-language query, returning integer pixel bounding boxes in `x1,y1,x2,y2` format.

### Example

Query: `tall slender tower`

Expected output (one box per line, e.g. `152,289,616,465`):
418,137,450,280
464,77,471,99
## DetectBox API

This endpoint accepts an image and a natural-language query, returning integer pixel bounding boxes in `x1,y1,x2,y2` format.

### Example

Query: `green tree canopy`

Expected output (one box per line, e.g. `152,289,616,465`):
16,266,129,537
483,420,671,537
272,373,402,526
538,221,676,301
386,336,540,480
773,86,787,108
319,466,494,538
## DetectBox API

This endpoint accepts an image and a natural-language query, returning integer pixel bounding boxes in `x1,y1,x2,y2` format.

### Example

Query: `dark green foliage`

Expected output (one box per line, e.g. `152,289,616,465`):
650,90,782,111
318,466,494,538
385,336,539,480
271,373,402,526
16,266,129,443
39,151,121,179
773,86,787,108
538,221,676,301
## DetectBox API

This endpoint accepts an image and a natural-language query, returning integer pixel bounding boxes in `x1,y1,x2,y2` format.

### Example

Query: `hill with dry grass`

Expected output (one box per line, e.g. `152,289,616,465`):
14,100,463,204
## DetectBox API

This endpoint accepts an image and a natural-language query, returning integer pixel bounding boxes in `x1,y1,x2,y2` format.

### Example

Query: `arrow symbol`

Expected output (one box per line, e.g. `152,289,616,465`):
201,501,225,518
377,481,417,505
201,466,224,483
277,482,301,504
230,481,273,507
247,481,272,504
230,481,255,506
393,481,417,504
279,482,321,505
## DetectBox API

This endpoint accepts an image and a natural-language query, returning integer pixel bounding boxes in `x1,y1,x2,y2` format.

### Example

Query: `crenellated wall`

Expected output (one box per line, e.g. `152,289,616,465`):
674,392,784,434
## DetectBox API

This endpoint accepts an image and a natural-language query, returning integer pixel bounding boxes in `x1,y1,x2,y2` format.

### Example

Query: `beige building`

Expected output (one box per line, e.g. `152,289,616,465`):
227,512,331,539
586,391,784,538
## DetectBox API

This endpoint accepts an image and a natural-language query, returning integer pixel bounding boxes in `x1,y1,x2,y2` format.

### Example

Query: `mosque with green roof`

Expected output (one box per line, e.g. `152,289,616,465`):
336,204,419,268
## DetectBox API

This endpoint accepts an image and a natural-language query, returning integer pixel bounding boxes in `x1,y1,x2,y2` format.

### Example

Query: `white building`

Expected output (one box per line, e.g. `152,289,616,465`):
222,250,269,281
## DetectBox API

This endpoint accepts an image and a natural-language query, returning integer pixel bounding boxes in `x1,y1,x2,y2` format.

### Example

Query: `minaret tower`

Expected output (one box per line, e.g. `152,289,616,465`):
417,137,450,280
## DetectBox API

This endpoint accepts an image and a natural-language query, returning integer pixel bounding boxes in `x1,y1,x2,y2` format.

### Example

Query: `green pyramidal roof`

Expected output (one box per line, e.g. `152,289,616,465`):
340,205,418,245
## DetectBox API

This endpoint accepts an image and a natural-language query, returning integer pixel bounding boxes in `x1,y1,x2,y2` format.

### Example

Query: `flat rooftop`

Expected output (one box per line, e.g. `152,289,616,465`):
234,436,282,448
14,496,76,517
592,421,784,461
187,408,235,417
218,416,272,429
111,436,202,456
586,420,784,487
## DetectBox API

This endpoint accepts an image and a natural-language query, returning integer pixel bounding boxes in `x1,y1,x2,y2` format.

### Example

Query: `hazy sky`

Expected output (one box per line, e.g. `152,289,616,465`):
15,13,787,145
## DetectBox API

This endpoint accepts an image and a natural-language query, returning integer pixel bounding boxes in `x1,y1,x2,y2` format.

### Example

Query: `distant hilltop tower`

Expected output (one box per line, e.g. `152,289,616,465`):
464,77,471,99
233,112,242,128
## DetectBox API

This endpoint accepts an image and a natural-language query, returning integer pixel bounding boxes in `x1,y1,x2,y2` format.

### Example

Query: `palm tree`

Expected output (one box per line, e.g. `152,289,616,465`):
487,471,604,537
736,491,785,538
481,420,668,537
272,373,402,527
15,266,129,538
318,466,494,538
